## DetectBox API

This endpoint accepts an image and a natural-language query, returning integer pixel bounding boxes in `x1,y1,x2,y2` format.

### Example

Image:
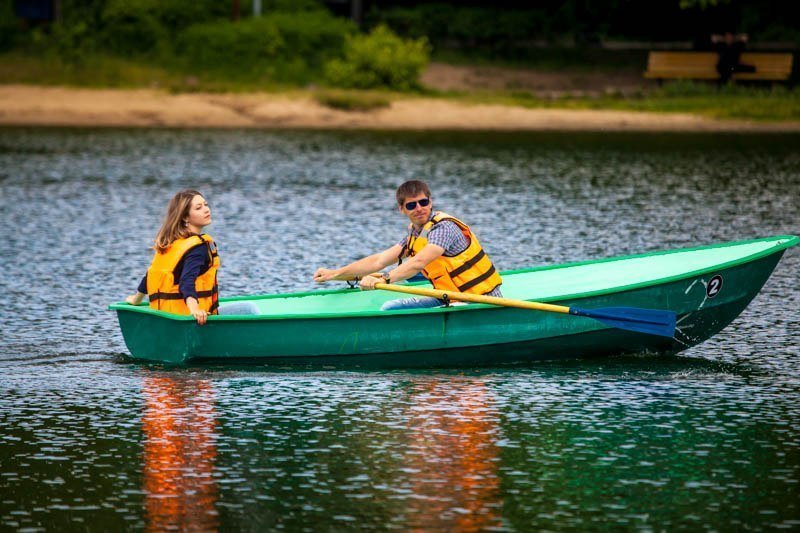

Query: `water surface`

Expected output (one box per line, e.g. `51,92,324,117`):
1,129,798,530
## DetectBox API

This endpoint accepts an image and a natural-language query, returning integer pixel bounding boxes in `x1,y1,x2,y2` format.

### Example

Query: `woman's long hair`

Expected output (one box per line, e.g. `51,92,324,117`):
154,189,204,253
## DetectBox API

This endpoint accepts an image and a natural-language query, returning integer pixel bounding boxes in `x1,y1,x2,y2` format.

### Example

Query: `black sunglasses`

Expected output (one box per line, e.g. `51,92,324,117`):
404,198,430,210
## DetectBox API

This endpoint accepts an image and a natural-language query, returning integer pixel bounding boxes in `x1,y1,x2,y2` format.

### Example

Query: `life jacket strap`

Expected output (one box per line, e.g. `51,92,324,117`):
482,283,502,296
148,292,183,301
457,264,497,292
448,249,486,278
398,239,409,265
149,288,217,301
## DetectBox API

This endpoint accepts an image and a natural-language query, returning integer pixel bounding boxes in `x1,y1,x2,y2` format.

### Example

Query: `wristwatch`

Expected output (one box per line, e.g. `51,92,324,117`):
381,273,391,284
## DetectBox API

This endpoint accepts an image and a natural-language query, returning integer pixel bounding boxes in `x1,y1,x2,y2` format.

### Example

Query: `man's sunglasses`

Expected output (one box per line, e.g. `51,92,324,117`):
404,198,430,210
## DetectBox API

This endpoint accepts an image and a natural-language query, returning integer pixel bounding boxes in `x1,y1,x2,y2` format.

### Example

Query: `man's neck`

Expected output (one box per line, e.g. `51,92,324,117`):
411,211,435,232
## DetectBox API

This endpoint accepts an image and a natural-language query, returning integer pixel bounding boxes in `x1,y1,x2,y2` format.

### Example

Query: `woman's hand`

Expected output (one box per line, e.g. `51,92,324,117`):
185,297,208,325
125,293,145,305
192,309,209,325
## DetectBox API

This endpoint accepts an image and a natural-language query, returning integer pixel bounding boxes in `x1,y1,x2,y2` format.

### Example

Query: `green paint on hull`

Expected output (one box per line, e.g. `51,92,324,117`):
110,236,797,366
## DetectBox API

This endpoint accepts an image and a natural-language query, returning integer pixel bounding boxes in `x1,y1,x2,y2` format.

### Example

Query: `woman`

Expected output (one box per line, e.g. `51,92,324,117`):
126,189,220,325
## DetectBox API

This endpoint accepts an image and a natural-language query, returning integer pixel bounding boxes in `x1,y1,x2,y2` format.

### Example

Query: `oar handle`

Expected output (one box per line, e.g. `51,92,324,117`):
374,283,571,314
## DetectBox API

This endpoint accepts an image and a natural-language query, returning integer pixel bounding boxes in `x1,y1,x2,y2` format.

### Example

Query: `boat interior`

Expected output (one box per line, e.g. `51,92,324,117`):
213,237,793,318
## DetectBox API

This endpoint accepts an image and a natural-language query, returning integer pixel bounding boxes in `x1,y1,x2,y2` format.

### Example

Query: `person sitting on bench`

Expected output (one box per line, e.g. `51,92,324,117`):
712,32,756,83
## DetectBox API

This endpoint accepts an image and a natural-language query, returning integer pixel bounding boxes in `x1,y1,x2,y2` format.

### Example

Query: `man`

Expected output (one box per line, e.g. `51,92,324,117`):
313,180,502,310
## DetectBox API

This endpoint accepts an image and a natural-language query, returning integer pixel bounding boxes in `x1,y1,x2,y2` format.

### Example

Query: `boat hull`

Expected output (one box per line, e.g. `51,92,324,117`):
114,249,786,366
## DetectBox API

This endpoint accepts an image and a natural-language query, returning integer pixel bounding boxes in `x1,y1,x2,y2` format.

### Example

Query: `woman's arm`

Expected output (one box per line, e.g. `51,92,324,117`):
178,246,212,325
184,297,207,325
125,292,145,305
125,275,147,305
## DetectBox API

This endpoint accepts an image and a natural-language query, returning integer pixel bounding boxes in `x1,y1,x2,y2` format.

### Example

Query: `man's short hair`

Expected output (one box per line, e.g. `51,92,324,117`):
396,180,431,205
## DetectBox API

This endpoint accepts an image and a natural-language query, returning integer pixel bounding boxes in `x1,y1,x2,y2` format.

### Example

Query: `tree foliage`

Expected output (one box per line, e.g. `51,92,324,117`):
678,0,729,9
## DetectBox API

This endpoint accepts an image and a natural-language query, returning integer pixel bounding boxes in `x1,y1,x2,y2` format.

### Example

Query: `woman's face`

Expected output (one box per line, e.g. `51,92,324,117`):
185,195,211,229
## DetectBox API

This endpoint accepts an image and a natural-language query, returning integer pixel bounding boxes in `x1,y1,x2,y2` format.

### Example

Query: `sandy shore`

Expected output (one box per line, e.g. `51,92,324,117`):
1,84,798,132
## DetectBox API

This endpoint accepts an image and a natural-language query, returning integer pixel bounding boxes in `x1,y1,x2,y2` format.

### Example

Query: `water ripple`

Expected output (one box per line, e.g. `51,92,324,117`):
1,128,799,530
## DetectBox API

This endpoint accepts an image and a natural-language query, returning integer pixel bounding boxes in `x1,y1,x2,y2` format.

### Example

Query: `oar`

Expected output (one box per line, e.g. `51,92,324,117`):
374,282,677,338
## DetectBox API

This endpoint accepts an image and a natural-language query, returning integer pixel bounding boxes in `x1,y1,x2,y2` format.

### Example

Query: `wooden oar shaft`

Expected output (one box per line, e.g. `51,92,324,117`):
374,283,570,314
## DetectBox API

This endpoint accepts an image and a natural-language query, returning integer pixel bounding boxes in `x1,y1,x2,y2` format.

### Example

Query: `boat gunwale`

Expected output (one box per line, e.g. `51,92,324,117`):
109,234,798,322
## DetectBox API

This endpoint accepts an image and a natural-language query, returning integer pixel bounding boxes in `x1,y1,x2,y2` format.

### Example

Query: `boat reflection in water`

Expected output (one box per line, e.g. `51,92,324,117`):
141,376,220,531
405,378,503,530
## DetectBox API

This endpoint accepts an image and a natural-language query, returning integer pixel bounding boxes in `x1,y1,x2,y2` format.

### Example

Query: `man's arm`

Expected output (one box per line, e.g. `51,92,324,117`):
360,243,444,289
314,244,404,283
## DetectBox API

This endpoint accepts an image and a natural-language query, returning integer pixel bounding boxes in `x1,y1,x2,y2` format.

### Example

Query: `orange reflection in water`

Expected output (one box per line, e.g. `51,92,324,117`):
405,379,502,531
141,377,219,532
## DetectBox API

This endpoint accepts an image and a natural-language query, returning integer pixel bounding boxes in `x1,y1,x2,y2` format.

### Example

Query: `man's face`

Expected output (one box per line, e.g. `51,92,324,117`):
399,192,432,227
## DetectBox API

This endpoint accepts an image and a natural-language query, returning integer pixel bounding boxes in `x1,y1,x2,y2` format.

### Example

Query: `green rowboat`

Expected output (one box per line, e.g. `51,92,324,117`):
110,235,798,366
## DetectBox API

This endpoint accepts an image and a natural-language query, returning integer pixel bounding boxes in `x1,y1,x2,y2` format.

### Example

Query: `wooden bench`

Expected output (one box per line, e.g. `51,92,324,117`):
644,51,794,83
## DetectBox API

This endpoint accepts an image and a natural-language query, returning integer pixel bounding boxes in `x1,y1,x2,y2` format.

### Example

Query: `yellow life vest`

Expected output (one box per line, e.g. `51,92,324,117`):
146,234,220,315
405,212,502,295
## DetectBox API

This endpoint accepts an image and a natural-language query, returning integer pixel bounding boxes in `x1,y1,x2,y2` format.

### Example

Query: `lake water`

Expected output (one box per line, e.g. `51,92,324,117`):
1,128,799,530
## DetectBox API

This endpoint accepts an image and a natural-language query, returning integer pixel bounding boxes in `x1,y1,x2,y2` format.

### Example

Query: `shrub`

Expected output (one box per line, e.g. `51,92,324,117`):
100,0,167,57
50,21,98,61
176,18,284,75
256,0,328,12
369,4,552,50
0,0,22,51
151,0,228,35
367,7,434,40
175,11,352,82
263,10,354,66
0,21,23,52
324,25,429,91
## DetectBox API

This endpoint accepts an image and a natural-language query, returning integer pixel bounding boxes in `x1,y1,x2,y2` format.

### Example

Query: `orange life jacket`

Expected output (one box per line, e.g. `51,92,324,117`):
146,234,220,315
404,212,502,295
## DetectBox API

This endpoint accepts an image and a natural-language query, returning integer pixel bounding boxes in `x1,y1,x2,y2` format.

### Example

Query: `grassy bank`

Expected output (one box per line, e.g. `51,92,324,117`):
431,48,648,72
0,52,306,93
462,81,800,122
1,52,798,122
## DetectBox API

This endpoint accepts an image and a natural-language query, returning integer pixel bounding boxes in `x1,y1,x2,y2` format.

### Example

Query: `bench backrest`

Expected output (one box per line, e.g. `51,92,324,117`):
645,51,794,81
737,52,794,79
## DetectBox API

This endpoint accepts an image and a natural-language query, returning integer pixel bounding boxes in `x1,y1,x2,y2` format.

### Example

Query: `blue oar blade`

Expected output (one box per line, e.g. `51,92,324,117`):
571,306,677,338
